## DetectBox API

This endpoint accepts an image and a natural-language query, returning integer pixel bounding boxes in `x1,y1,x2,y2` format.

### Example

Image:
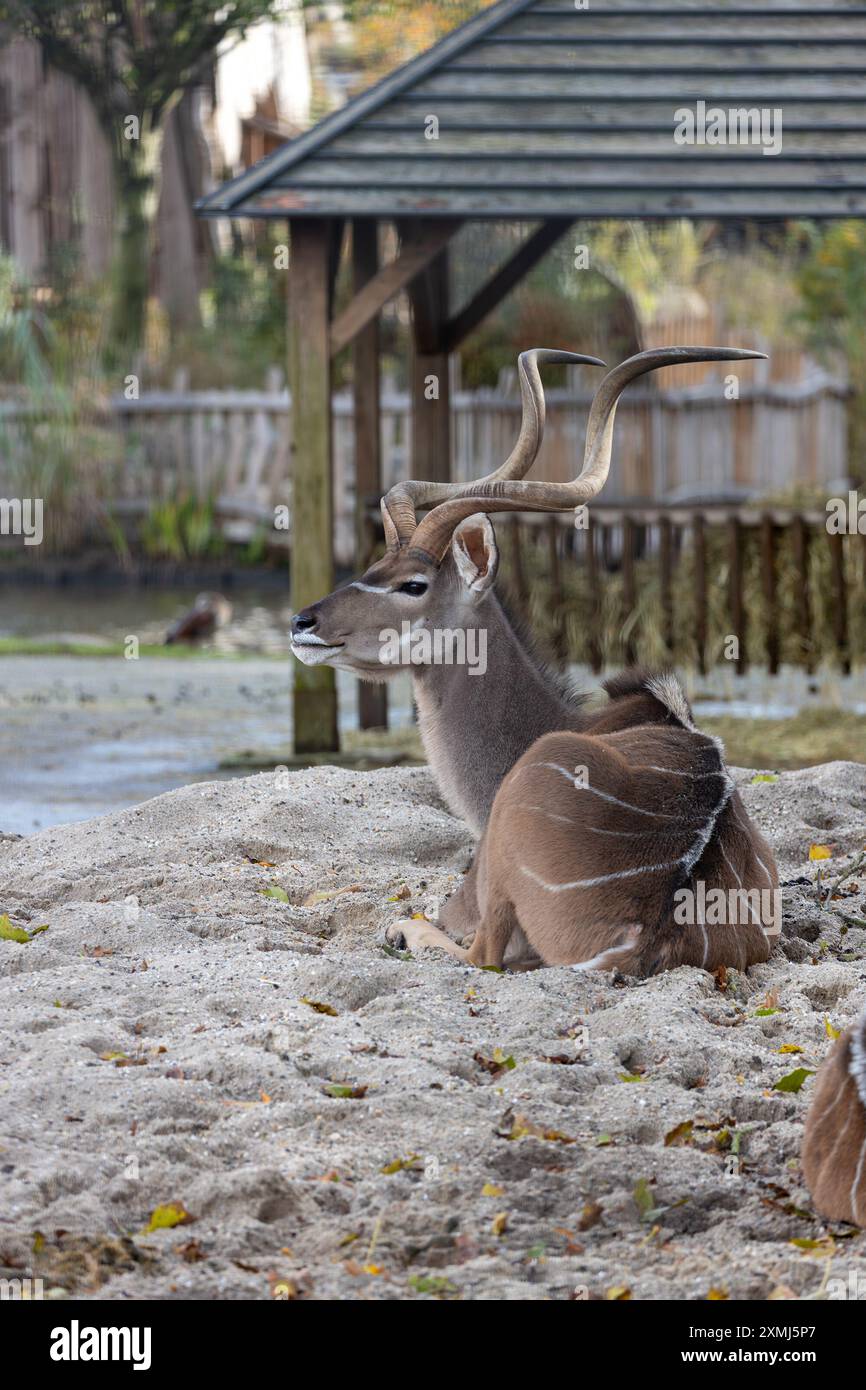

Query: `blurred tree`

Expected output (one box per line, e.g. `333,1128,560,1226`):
798,221,866,481
0,1,283,357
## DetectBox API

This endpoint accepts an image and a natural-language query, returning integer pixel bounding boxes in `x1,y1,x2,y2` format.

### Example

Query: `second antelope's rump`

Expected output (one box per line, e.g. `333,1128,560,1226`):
802,1006,866,1226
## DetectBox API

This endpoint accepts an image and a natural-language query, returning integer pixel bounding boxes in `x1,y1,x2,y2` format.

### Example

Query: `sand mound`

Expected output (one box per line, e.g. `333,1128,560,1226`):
1,761,865,1300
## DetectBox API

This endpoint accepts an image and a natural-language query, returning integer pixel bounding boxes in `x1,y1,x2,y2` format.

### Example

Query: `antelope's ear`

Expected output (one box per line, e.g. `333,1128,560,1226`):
451,514,498,598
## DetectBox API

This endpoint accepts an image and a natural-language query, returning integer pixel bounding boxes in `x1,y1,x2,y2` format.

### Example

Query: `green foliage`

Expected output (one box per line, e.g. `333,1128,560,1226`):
798,221,866,480
139,495,224,562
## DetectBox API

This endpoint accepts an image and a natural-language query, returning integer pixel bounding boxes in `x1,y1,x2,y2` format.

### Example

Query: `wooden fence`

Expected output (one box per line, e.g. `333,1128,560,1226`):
78,365,846,566
0,367,847,564
488,503,862,680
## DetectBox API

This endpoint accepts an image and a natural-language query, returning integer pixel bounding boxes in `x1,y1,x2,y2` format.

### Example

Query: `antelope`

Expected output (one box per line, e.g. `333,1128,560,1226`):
802,1003,866,1226
291,346,780,975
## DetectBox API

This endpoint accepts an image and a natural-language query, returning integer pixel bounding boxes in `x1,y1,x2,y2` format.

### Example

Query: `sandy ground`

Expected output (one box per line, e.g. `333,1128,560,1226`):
1,759,866,1302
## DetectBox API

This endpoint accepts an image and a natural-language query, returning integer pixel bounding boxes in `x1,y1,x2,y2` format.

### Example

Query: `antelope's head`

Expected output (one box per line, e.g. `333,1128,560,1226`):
290,346,765,679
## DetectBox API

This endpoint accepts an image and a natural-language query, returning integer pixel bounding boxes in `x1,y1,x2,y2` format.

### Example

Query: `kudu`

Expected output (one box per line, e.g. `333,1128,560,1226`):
802,1002,866,1226
291,346,780,975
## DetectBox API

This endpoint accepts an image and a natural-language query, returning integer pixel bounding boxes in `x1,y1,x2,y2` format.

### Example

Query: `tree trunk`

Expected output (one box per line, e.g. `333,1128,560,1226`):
109,128,162,356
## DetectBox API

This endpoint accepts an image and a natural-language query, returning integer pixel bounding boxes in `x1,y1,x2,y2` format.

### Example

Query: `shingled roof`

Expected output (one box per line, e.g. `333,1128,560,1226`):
198,0,866,219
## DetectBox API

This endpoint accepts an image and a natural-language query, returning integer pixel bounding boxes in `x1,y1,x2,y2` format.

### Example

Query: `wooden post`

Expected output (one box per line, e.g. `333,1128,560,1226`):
409,241,450,482
659,515,674,660
547,518,565,664
693,513,707,676
352,218,388,731
728,514,747,675
509,520,529,615
622,514,636,666
760,514,779,675
791,514,813,674
288,217,339,754
828,530,850,674
586,517,602,673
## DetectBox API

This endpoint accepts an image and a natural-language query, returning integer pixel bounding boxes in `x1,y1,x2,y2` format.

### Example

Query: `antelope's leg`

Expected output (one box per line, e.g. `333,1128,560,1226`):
466,898,519,969
385,918,471,960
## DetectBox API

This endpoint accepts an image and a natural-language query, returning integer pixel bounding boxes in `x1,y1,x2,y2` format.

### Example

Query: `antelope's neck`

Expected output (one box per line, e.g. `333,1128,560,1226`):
411,591,576,835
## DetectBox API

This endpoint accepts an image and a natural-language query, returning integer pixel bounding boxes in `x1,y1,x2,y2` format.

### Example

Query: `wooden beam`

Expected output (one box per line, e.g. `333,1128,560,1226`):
289,217,339,754
409,242,451,484
444,218,570,351
329,219,460,356
352,218,388,732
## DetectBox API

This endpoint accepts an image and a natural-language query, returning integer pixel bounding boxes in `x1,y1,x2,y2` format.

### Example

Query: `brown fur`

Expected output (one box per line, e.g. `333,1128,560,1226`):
293,507,779,978
430,681,777,975
802,1008,866,1225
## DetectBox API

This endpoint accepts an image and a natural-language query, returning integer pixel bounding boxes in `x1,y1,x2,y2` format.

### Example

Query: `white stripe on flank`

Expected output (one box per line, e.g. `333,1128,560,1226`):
520,861,678,892
719,840,761,928
646,766,725,780
521,803,574,825
534,762,682,820
571,940,638,973
698,915,709,967
733,800,772,884
679,771,735,879
850,1133,866,1225
850,1015,866,1112
587,824,664,838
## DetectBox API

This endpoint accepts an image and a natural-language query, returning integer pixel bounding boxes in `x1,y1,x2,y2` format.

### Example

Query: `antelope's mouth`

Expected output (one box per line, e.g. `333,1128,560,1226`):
290,635,345,665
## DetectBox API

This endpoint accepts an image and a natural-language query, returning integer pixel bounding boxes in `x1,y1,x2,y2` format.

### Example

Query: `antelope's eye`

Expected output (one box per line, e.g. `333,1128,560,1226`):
398,581,428,597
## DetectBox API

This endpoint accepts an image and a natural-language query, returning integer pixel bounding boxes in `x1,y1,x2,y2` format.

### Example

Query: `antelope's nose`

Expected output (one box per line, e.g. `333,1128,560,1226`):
292,608,319,635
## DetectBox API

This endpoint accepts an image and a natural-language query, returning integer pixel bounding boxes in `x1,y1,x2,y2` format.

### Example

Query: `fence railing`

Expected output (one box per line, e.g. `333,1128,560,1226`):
1,368,844,566
484,503,863,680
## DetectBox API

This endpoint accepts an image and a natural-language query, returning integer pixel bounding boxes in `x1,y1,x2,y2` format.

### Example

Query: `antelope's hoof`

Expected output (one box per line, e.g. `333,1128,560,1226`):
385,920,411,950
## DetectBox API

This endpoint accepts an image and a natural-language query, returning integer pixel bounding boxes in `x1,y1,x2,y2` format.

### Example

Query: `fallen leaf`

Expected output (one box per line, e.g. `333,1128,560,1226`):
707,1287,728,1300
773,1068,814,1094
606,1285,631,1300
0,914,48,944
664,1120,694,1148
809,844,832,861
386,885,411,902
303,885,363,908
491,1212,508,1237
144,1202,193,1234
824,1017,841,1040
408,1274,457,1297
790,1236,835,1257
481,1182,504,1198
260,885,289,902
323,1083,367,1100
175,1239,206,1263
380,1154,420,1175
474,1050,515,1076
300,997,338,1016
578,1201,603,1232
751,773,778,784
778,1044,804,1054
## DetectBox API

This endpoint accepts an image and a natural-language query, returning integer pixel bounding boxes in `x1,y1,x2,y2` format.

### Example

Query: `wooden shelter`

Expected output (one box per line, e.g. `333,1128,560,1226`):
197,0,866,752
